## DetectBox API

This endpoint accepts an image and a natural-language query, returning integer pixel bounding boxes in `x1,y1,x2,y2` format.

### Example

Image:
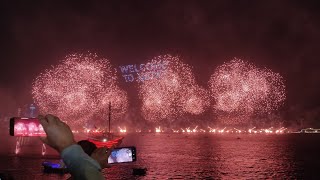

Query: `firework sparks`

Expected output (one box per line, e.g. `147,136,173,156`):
208,58,286,124
179,85,210,115
32,53,128,127
138,55,209,122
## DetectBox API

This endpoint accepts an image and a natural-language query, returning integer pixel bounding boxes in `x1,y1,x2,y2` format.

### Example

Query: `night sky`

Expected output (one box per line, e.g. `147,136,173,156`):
1,1,320,125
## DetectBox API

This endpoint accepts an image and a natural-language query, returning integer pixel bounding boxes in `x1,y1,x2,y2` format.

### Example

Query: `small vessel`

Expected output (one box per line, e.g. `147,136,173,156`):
132,168,147,176
299,128,320,133
88,102,124,148
42,161,68,174
88,136,123,148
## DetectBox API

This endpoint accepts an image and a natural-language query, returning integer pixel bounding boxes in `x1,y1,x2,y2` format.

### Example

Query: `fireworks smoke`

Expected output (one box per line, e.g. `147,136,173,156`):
208,58,286,124
138,55,209,123
32,53,128,127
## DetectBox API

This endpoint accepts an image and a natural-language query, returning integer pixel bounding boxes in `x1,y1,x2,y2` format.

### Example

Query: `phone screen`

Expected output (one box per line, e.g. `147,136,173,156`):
108,147,136,164
10,117,46,136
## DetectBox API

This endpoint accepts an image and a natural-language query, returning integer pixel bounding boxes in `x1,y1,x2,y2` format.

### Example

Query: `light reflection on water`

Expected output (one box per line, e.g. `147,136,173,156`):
1,133,320,179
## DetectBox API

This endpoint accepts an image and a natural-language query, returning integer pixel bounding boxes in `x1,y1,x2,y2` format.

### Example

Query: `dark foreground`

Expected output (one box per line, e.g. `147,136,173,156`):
1,133,320,179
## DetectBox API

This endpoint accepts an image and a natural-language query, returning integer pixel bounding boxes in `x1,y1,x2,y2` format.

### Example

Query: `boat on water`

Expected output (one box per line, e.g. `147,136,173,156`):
87,102,124,148
88,135,123,148
299,128,320,133
42,161,68,174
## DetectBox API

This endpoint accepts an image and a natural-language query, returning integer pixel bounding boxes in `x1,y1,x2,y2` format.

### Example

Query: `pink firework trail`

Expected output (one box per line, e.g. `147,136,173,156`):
179,85,210,115
208,58,286,124
32,53,128,127
138,55,209,122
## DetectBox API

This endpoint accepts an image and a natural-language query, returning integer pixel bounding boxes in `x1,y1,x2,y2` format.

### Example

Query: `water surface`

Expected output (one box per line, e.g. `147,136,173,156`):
1,133,320,179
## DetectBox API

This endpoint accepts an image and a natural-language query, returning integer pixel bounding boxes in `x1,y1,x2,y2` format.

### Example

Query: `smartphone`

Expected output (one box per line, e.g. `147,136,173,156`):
10,117,46,136
108,146,136,164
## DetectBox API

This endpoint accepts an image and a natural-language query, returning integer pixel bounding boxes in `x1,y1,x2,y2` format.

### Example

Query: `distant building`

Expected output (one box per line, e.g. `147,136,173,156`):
300,128,320,133
20,103,39,118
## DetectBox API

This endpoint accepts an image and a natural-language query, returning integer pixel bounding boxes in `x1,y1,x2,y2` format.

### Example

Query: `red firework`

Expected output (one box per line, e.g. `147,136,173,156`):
208,58,286,119
138,55,209,122
32,53,128,127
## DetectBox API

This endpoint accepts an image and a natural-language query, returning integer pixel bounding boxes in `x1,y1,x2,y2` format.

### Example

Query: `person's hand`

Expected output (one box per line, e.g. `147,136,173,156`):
38,114,76,153
91,146,114,169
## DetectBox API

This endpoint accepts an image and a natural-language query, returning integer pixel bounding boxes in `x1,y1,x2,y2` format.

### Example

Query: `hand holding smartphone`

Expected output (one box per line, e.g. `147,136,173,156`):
108,147,136,164
10,117,137,164
43,146,137,169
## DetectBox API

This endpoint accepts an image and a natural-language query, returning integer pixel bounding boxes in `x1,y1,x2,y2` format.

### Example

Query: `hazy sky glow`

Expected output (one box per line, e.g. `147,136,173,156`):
1,1,320,127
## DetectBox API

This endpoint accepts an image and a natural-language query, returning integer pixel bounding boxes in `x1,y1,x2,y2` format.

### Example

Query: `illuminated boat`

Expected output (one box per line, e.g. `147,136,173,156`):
88,136,123,148
87,102,124,148
300,128,320,133
42,161,68,174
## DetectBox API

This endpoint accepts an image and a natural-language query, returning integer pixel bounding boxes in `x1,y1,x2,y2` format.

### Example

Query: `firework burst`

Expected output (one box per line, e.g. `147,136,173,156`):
32,53,128,127
138,55,209,122
208,58,286,124
179,85,210,115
